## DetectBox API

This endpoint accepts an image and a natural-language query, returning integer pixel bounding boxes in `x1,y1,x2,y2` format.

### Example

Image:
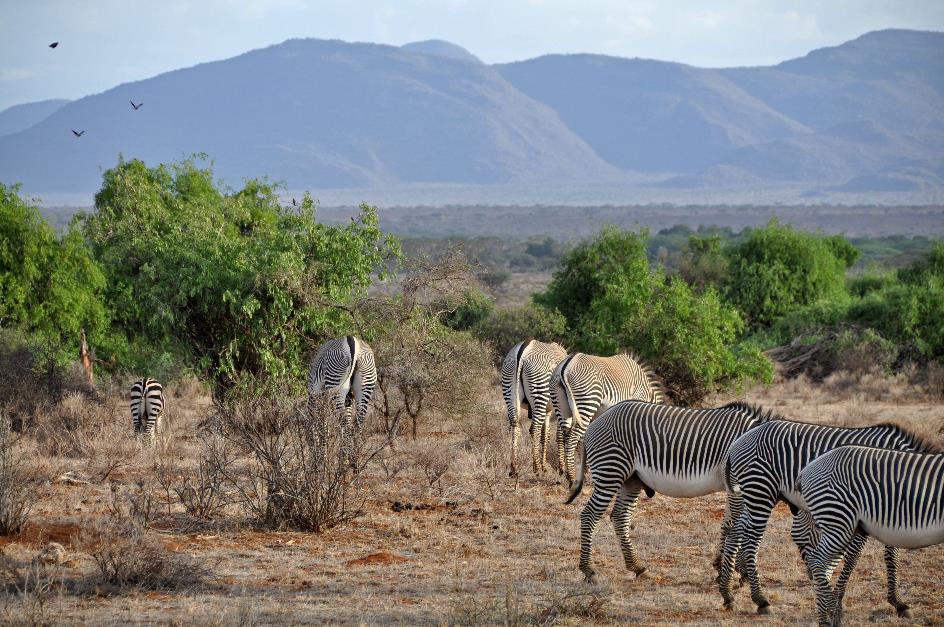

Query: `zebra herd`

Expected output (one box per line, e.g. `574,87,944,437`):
128,335,942,625
501,338,943,626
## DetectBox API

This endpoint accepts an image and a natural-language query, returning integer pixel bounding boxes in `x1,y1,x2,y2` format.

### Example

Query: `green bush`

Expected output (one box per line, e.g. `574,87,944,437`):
81,157,400,391
725,221,859,327
0,183,112,364
442,290,494,332
676,234,730,292
471,304,568,364
536,227,772,404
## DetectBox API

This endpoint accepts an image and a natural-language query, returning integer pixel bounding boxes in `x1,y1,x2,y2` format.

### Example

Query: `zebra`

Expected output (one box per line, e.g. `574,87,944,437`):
565,400,779,584
717,419,939,614
501,339,567,477
130,378,165,444
551,352,667,484
307,336,377,431
798,445,944,625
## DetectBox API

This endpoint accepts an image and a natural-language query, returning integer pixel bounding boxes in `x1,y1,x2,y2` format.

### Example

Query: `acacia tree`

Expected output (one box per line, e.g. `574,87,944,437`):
81,157,400,391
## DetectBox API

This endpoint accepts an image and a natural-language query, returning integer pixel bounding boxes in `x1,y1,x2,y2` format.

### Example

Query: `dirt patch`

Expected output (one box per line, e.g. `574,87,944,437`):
0,521,82,548
346,551,409,566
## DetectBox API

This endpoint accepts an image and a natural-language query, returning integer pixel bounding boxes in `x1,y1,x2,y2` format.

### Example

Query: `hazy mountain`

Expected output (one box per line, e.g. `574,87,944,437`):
0,39,613,192
401,40,481,64
0,99,70,137
0,29,942,195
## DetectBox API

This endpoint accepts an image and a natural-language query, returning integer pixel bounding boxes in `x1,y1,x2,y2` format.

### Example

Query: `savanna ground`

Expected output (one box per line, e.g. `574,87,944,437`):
3,367,943,626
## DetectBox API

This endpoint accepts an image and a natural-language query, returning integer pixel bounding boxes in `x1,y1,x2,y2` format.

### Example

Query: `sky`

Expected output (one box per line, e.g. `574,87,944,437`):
1,0,943,110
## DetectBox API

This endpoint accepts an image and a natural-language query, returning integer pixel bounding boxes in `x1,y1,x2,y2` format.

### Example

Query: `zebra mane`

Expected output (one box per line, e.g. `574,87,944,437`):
873,422,944,454
719,400,790,425
627,353,671,404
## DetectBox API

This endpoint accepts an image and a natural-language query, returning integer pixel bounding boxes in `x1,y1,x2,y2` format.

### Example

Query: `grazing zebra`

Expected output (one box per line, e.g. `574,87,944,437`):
552,353,667,484
501,339,567,477
565,400,778,583
798,445,944,625
307,336,377,430
717,420,938,614
130,378,165,443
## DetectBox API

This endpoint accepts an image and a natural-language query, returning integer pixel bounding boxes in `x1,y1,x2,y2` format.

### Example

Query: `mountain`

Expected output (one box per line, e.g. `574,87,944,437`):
0,39,613,192
0,99,70,137
1,30,942,195
401,40,481,64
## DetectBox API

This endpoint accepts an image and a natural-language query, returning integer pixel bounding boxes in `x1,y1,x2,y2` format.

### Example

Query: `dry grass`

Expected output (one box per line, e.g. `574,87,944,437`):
1,371,942,624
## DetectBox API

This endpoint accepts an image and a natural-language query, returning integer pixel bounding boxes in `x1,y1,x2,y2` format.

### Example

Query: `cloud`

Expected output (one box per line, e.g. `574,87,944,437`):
0,68,37,81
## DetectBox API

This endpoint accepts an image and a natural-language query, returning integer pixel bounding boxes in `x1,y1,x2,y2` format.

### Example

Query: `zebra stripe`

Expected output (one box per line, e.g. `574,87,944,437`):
718,419,938,614
500,339,567,477
799,445,944,625
566,400,778,583
130,378,165,443
307,335,377,430
551,352,667,484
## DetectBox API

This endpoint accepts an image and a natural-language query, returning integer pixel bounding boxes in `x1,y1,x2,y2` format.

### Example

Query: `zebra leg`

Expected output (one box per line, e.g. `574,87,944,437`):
611,482,646,576
791,510,820,580
832,530,868,623
509,416,522,478
884,547,910,617
539,411,551,474
714,491,743,576
579,479,619,584
807,537,846,627
735,493,777,613
717,513,748,608
530,396,549,475
556,425,566,475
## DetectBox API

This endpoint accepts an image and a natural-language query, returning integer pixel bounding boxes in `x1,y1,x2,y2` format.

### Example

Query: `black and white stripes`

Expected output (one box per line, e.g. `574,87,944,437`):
799,445,944,625
565,400,776,583
130,377,165,442
500,339,567,477
307,335,377,430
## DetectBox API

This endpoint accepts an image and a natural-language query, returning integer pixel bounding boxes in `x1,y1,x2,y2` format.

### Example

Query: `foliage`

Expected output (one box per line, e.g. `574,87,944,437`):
0,183,111,364
676,234,730,292
724,221,859,327
442,289,495,332
81,157,400,391
471,304,569,365
536,227,772,404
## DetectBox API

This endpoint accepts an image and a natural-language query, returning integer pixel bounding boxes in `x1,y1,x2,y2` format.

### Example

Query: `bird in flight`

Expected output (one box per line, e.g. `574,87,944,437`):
71,129,84,137
49,42,59,48
130,100,143,110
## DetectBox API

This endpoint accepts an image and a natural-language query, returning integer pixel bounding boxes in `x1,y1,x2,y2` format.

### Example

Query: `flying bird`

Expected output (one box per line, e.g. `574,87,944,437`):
130,100,143,110
49,42,59,48
71,129,84,137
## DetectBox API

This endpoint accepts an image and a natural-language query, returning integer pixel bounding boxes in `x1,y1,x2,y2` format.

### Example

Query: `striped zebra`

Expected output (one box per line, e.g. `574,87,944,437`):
130,378,165,443
501,339,567,477
798,445,944,625
552,353,667,484
307,336,377,430
717,420,938,614
565,400,779,583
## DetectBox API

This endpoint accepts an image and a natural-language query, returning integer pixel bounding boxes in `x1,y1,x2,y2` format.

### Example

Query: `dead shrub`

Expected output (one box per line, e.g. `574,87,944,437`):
413,446,452,497
0,414,37,534
0,554,64,625
76,485,201,590
215,389,389,532
172,431,236,520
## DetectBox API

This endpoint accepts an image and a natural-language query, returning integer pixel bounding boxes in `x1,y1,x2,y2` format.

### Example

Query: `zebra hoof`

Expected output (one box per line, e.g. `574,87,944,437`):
756,603,771,615
508,469,518,479
634,567,648,578
582,571,597,585
896,607,911,619
722,602,734,612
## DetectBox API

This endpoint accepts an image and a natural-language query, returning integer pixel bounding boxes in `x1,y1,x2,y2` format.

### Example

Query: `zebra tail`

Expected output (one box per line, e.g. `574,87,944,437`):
565,444,586,505
723,457,742,496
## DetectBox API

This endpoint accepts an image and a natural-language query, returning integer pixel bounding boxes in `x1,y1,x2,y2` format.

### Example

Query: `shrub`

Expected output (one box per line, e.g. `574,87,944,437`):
0,183,112,366
0,414,36,534
676,234,730,292
81,156,400,390
470,304,568,365
725,221,858,327
535,227,772,404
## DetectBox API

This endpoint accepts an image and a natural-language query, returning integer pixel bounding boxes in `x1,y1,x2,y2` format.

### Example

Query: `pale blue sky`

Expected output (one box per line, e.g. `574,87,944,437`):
1,0,942,110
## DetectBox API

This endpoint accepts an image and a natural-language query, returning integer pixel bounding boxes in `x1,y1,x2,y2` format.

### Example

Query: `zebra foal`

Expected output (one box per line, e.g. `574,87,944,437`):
130,377,165,444
501,339,567,477
799,445,944,626
552,352,667,484
565,400,777,583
